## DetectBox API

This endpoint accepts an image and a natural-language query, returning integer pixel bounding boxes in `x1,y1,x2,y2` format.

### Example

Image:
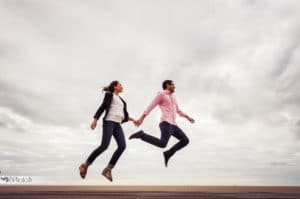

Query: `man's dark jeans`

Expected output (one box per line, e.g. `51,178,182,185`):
141,121,189,158
86,120,126,168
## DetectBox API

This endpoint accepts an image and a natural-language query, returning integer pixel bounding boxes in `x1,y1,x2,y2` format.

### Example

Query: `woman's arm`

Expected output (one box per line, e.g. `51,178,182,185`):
93,92,111,120
91,92,111,130
128,117,137,123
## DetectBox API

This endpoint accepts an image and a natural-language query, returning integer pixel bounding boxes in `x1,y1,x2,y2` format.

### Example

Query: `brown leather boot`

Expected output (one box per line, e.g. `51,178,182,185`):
102,167,113,182
79,163,88,179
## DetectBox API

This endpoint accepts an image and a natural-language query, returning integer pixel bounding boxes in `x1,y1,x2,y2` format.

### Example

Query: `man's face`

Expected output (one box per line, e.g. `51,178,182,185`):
167,82,175,93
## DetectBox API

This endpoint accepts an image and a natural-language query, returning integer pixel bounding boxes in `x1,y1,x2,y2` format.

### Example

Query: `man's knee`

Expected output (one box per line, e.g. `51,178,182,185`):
159,141,168,148
181,137,189,146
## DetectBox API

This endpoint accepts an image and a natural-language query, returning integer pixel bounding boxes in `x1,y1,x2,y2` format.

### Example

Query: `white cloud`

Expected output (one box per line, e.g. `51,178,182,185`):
0,0,300,185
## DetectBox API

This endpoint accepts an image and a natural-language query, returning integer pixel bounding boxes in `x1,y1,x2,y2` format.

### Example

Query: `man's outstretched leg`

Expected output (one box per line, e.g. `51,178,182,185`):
129,121,173,148
163,125,189,167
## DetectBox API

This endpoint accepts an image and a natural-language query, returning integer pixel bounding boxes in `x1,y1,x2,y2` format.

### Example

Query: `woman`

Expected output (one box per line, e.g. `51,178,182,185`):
79,80,136,182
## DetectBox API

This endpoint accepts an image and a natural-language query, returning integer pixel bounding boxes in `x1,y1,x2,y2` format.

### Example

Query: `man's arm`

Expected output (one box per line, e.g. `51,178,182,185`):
135,92,162,126
175,98,195,123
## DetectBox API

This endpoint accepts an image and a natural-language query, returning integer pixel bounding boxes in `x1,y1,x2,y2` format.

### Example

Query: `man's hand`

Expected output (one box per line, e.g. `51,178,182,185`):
133,120,139,127
134,118,143,127
133,114,146,127
186,116,195,124
91,119,97,130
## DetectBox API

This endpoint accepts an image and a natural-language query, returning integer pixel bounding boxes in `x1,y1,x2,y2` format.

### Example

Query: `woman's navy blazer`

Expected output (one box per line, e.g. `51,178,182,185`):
93,92,129,123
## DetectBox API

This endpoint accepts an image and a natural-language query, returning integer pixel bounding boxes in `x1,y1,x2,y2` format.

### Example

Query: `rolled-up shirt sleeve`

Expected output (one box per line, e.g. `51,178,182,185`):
175,98,187,117
143,92,162,116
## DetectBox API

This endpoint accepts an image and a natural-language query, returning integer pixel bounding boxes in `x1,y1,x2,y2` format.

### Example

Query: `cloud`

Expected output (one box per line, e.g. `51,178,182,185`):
294,120,300,139
269,161,290,166
0,0,300,185
0,80,42,121
0,105,95,177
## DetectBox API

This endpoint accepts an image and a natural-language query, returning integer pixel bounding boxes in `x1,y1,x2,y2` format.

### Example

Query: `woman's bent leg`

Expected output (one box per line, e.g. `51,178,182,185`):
108,123,126,168
86,121,115,165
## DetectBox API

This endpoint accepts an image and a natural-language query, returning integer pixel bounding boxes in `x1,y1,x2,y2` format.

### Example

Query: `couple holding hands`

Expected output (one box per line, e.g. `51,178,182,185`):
79,80,195,182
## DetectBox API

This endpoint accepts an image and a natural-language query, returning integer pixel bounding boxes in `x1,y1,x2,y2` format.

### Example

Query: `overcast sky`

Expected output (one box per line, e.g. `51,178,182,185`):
1,0,300,186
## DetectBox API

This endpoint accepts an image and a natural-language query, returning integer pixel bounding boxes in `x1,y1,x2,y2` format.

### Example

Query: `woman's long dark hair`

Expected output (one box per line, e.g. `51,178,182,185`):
102,80,119,93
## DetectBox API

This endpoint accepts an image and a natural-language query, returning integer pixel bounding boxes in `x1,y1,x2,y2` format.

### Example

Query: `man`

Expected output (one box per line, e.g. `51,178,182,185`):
129,80,195,167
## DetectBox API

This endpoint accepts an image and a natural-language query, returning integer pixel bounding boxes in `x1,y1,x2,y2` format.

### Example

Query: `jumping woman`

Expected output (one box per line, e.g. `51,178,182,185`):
79,81,136,182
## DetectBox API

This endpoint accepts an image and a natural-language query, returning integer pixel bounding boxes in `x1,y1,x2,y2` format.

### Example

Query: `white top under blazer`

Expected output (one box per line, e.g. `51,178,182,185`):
105,94,124,123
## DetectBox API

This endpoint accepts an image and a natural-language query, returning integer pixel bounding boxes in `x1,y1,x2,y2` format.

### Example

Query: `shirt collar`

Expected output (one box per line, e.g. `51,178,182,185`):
163,90,171,95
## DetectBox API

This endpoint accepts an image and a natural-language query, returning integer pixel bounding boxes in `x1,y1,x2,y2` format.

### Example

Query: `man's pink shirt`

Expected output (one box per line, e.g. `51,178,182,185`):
143,90,187,125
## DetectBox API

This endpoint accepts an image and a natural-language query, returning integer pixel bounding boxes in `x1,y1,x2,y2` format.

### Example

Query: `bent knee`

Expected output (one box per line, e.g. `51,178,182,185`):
159,142,168,148
182,137,189,146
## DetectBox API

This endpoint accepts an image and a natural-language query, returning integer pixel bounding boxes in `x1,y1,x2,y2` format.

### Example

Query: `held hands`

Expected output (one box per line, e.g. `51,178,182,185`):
90,119,97,130
134,118,143,127
132,114,146,127
131,115,194,126
130,116,143,127
129,117,140,127
91,117,143,129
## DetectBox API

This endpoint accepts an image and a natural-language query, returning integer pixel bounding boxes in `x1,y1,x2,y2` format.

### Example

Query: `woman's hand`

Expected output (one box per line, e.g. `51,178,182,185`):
91,119,97,130
134,118,144,127
133,119,140,127
129,115,145,127
129,117,137,124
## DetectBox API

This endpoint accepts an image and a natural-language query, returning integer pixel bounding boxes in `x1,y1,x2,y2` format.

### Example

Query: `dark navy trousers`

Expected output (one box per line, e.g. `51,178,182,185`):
141,121,189,158
86,120,126,168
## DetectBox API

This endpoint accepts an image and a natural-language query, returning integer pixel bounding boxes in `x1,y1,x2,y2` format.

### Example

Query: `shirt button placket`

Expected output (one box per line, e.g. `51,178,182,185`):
170,95,176,124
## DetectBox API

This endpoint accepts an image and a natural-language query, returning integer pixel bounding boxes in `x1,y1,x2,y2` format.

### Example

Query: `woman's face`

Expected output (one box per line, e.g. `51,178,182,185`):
114,82,123,93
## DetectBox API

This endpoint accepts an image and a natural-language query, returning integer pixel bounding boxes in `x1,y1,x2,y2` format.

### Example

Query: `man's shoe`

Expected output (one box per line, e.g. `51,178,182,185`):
163,151,170,168
129,130,144,139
